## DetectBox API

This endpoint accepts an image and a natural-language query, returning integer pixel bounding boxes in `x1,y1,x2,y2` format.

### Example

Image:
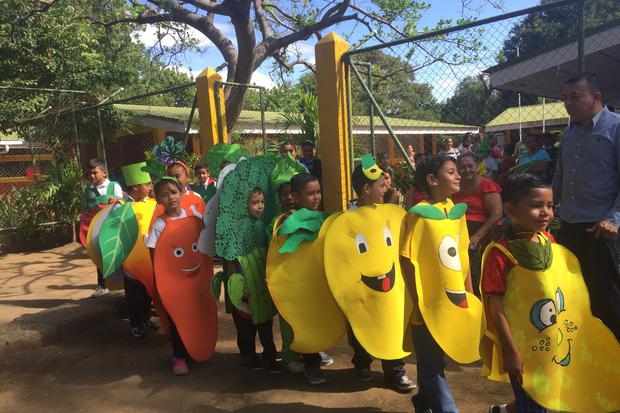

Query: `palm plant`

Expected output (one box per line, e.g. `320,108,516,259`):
282,93,319,147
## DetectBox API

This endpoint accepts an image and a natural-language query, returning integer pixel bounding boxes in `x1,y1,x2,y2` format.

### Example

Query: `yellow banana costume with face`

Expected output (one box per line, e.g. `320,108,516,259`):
403,199,484,363
481,234,620,412
324,204,412,360
266,212,347,353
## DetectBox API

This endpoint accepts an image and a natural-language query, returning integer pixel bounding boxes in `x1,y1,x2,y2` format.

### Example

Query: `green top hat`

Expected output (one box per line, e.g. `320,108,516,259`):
121,162,151,186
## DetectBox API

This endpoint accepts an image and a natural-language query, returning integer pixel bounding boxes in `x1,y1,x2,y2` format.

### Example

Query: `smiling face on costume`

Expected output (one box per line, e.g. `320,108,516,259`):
324,204,410,360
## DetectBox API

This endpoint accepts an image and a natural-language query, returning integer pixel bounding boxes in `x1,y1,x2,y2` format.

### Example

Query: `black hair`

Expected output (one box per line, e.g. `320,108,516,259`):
503,143,516,156
153,177,181,197
87,158,107,171
351,164,376,195
414,153,456,195
280,140,296,151
194,162,209,172
278,182,291,197
377,152,389,161
525,133,542,145
290,172,319,194
301,140,315,149
249,186,263,197
565,72,600,93
502,173,550,205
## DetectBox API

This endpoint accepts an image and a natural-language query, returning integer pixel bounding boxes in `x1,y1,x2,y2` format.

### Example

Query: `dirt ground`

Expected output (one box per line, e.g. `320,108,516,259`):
0,243,513,412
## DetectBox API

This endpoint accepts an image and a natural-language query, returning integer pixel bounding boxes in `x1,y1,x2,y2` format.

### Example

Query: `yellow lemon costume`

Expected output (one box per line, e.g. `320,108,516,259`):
266,211,347,353
122,199,157,295
324,204,412,360
481,234,620,412
402,199,484,363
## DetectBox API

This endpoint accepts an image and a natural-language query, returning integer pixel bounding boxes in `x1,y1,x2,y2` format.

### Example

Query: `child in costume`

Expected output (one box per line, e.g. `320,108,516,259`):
267,172,340,384
346,155,415,392
166,161,206,216
400,153,484,413
190,162,217,203
481,174,620,413
146,177,218,375
120,162,158,338
81,158,123,298
212,157,280,373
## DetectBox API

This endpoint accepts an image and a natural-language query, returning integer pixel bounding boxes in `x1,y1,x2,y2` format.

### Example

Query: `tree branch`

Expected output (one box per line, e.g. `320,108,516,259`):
253,0,271,39
273,53,316,73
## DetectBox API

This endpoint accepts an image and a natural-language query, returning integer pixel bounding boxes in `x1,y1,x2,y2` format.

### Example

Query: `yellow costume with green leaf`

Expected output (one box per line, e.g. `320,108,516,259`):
481,233,620,412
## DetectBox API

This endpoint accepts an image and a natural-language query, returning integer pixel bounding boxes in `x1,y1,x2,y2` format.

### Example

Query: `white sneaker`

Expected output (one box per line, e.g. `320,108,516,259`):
91,286,110,298
319,351,334,366
284,360,305,373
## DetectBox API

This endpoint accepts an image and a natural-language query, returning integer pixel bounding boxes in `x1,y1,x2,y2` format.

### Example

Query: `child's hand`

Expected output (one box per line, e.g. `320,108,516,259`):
503,349,523,385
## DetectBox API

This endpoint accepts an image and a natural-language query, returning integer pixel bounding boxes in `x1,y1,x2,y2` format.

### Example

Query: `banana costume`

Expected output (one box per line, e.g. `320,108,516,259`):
481,234,620,412
403,199,484,364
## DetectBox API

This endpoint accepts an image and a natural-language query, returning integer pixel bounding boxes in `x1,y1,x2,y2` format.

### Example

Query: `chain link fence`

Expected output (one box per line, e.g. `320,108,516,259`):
345,0,619,180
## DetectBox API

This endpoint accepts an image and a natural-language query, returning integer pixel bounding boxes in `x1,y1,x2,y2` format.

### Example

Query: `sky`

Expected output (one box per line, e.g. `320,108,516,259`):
137,0,540,93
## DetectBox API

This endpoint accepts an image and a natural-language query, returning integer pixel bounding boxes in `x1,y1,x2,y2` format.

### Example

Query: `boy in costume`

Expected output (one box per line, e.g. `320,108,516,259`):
211,157,281,372
146,177,217,375
481,174,620,413
343,155,415,392
190,162,217,203
81,158,123,298
400,154,484,413
267,172,345,385
120,162,158,338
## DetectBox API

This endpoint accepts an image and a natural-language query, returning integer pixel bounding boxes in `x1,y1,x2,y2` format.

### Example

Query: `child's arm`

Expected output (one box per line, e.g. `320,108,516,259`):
488,294,523,384
464,269,473,294
399,256,417,302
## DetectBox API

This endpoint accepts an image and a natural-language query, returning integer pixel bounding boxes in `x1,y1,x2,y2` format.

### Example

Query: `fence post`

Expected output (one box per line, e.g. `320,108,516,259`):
315,32,351,212
577,0,585,72
196,67,228,155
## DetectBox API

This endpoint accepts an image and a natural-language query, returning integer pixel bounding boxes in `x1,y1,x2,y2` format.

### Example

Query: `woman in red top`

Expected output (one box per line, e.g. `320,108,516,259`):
453,153,503,296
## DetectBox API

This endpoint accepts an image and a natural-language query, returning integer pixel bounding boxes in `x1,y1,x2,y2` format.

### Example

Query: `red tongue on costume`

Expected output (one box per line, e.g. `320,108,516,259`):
382,277,390,292
458,296,469,308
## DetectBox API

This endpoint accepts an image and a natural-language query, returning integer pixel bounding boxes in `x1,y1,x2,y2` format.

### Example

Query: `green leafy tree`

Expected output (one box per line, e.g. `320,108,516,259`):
441,75,506,126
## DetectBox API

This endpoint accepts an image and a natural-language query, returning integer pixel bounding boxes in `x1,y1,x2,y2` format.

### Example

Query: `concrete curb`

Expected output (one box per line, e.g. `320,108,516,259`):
0,293,127,360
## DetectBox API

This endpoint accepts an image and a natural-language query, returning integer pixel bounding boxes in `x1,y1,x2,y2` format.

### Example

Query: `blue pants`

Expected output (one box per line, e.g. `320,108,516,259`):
411,324,457,413
510,378,547,413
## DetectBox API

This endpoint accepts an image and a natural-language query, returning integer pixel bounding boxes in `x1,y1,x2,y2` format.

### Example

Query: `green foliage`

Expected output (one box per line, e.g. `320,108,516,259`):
391,161,415,195
440,76,507,127
282,93,319,145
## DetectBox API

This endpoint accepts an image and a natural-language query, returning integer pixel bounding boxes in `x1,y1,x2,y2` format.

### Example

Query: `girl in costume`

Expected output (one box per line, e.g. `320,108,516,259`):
341,154,415,392
166,161,206,216
481,174,620,413
212,157,280,373
399,153,484,413
120,162,158,338
81,158,123,298
146,177,217,375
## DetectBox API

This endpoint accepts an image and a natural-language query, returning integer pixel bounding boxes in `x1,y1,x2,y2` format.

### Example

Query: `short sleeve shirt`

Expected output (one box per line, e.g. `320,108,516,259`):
452,178,501,223
518,148,551,166
145,209,187,249
482,232,555,295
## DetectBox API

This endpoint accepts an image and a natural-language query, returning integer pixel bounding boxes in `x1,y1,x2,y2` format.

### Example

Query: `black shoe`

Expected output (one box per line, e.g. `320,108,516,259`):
241,355,264,369
264,360,282,373
130,325,145,339
141,320,159,333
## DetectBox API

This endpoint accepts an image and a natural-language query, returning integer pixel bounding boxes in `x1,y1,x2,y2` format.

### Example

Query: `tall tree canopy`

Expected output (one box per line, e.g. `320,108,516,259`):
4,0,503,129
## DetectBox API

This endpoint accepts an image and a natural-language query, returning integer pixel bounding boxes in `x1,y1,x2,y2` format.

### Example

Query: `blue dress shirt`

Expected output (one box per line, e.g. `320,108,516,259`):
552,106,620,227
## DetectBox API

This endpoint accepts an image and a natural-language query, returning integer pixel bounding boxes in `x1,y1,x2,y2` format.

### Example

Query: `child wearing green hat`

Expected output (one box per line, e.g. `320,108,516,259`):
120,162,158,338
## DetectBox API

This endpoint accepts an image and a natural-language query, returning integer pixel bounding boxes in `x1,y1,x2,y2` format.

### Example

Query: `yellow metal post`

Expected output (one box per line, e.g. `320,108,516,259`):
196,67,228,155
315,33,351,212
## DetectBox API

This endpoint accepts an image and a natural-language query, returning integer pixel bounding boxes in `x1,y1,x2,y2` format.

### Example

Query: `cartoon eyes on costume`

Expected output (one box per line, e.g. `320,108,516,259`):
383,227,393,247
191,242,198,252
356,233,368,254
530,288,565,331
438,235,461,271
173,247,185,258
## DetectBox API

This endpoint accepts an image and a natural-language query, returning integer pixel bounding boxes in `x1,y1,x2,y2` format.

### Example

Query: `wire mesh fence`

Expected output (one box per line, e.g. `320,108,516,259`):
345,0,619,179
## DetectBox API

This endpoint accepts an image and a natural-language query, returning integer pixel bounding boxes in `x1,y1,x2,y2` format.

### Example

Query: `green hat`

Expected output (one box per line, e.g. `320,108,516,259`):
361,154,383,180
121,162,151,186
270,152,308,189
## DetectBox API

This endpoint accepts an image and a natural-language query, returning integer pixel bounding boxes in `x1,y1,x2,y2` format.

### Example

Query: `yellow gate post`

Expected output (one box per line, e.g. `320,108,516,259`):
315,33,351,212
196,67,228,155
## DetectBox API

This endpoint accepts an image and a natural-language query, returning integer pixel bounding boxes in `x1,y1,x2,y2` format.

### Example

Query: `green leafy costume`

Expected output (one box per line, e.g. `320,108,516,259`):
213,157,278,325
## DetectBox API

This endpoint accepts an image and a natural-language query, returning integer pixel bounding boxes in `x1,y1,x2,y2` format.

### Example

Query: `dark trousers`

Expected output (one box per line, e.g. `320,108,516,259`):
123,274,152,327
347,324,406,382
557,221,620,340
510,378,547,413
231,310,277,363
96,269,105,288
169,315,189,359
302,352,321,366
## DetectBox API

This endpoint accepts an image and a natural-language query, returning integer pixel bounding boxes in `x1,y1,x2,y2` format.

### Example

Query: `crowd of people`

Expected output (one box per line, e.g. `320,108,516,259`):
78,72,619,413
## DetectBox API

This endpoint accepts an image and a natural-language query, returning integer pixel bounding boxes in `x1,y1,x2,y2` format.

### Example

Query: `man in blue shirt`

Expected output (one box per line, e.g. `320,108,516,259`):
553,72,620,339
